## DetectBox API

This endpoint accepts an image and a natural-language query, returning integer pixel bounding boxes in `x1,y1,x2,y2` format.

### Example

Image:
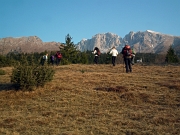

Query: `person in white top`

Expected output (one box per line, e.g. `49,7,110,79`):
42,53,48,66
109,46,118,66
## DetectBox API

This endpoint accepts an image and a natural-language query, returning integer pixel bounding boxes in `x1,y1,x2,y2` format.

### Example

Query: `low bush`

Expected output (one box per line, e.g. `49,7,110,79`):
11,65,54,91
0,69,6,75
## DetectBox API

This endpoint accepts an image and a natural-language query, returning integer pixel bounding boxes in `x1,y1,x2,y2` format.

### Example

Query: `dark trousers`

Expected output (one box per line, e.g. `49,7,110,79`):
56,58,61,66
42,59,46,66
124,58,132,73
94,56,98,64
112,56,116,66
50,60,54,66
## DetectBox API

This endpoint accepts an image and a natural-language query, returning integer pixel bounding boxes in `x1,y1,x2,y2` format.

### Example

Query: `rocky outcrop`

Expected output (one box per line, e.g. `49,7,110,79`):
0,36,61,55
76,32,123,53
123,30,175,54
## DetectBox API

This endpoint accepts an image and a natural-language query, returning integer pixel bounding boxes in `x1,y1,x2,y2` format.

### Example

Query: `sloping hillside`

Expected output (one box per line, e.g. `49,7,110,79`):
0,64,180,134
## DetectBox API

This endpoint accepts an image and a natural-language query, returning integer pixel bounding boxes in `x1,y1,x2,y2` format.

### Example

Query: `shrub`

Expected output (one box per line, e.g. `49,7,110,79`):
0,69,6,75
11,65,54,91
34,66,55,87
165,45,179,63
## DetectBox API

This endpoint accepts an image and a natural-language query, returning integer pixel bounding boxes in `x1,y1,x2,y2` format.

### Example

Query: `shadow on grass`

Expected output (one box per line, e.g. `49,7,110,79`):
0,83,15,91
94,86,128,93
157,81,180,90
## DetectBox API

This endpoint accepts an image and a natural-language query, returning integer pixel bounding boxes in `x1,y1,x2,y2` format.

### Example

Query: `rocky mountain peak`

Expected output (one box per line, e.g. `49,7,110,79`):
0,36,61,55
76,30,180,54
76,32,122,53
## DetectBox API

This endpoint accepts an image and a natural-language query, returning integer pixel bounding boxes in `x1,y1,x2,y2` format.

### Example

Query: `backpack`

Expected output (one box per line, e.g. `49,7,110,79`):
122,46,132,57
43,55,47,60
124,49,131,56
57,53,62,59
97,50,101,56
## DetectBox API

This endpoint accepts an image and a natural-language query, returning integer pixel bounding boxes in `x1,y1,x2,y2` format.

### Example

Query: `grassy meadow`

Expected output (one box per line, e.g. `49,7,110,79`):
0,64,180,135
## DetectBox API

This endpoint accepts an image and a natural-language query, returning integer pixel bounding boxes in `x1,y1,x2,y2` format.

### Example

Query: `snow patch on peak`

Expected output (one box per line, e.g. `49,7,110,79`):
82,38,87,41
146,30,161,34
146,30,174,36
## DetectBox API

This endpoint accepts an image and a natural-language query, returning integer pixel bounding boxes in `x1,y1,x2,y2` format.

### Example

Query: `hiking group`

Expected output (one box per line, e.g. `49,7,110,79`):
42,45,136,73
42,51,62,66
92,45,136,73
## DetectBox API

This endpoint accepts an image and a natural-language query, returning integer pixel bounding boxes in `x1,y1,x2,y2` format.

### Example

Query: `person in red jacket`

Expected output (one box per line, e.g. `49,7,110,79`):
121,45,133,73
55,51,62,66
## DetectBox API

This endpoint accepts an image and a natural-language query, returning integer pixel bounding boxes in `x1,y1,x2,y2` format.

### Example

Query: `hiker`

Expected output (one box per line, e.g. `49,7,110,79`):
131,48,136,65
121,45,132,73
92,47,100,64
42,53,48,66
109,46,118,66
50,55,55,66
55,51,62,66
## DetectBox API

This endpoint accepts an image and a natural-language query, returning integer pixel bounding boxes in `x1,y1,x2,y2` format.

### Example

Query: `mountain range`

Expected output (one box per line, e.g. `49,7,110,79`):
0,30,180,55
76,30,180,54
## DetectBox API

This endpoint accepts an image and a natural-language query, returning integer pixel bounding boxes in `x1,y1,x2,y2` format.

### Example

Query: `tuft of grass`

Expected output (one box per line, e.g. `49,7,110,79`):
80,69,85,73
0,69,6,75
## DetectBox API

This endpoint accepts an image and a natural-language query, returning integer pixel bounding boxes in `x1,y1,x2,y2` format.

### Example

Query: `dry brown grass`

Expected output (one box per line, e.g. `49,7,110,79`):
0,64,180,135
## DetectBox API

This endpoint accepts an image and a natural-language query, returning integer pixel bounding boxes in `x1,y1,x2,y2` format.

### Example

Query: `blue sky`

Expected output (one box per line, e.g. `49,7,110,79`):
0,0,180,44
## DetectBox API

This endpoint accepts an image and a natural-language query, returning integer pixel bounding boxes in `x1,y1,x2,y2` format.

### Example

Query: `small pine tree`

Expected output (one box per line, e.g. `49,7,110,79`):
11,65,54,91
79,52,88,64
61,34,82,64
11,54,55,91
165,45,179,63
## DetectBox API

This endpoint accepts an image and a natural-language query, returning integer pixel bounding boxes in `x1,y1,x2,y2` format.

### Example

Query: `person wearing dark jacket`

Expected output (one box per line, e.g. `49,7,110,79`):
121,45,132,73
92,47,100,64
50,55,55,66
